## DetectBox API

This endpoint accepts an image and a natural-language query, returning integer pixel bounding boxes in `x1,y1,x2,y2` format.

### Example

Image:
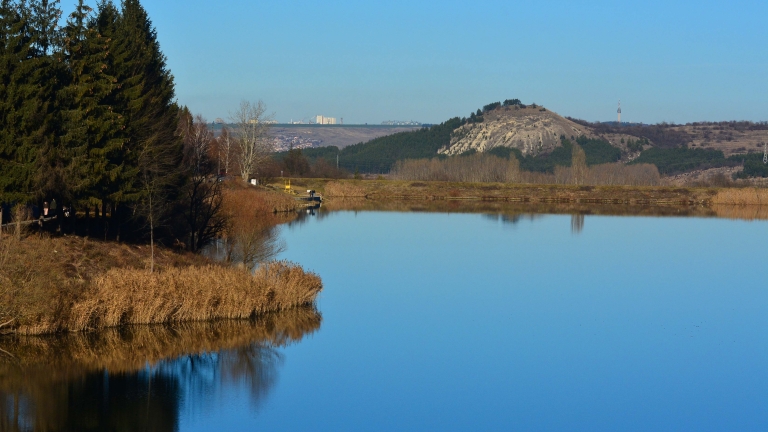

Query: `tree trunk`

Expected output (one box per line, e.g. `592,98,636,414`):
149,194,155,273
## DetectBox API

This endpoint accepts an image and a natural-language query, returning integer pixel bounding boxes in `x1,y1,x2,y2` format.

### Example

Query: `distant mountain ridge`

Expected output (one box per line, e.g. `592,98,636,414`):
282,101,768,178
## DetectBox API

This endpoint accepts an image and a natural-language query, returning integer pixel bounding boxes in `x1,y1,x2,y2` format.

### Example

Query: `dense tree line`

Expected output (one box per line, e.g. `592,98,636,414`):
0,0,223,249
486,136,621,173
392,149,660,187
567,118,695,148
630,148,736,175
282,117,465,173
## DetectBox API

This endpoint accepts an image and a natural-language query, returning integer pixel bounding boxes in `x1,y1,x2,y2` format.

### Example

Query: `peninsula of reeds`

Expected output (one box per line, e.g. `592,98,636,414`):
0,235,322,336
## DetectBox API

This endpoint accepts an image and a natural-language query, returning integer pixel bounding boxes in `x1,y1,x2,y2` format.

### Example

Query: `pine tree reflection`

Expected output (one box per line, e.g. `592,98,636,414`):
0,307,320,431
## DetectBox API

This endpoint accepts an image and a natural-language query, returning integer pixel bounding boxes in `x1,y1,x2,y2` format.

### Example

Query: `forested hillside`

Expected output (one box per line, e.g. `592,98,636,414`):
294,117,464,173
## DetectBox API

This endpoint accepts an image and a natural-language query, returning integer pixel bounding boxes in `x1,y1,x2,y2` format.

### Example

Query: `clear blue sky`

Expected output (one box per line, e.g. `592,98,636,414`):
64,0,767,124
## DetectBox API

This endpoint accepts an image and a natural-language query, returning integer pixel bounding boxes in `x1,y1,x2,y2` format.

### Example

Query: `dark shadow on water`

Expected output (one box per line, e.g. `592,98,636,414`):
0,307,321,432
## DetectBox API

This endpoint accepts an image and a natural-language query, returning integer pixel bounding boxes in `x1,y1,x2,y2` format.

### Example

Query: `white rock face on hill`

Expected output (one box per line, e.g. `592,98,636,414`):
439,105,594,157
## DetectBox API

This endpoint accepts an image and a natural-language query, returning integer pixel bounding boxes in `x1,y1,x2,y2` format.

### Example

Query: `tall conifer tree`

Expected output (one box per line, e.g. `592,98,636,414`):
0,0,65,202
60,0,122,205
110,0,181,207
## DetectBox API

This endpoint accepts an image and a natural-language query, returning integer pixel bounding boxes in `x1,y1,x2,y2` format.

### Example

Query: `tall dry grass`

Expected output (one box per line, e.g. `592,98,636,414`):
0,234,322,335
391,154,661,187
61,261,322,334
712,187,768,206
223,184,301,213
324,181,367,197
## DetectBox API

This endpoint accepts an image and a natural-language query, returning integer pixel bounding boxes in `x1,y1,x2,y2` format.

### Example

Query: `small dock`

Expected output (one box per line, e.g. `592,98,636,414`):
296,189,322,203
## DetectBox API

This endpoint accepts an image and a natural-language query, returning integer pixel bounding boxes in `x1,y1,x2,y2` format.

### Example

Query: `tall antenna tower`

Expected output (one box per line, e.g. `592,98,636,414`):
617,100,622,124
763,142,767,164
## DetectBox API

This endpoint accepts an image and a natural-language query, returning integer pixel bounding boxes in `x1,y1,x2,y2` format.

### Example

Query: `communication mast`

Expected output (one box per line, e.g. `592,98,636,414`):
617,100,622,124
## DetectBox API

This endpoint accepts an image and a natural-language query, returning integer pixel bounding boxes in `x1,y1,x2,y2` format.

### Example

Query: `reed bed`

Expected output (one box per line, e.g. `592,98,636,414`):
62,261,322,334
324,181,367,197
0,235,322,335
223,184,302,213
711,187,768,206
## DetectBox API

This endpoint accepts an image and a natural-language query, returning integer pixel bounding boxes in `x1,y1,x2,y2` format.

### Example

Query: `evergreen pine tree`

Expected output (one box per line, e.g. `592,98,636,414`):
108,0,182,206
110,0,183,250
0,0,66,203
59,0,123,206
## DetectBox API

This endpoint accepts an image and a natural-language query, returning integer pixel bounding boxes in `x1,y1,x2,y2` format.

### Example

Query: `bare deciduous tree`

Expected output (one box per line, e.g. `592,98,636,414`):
230,101,275,182
178,113,226,252
218,126,234,176
571,144,587,185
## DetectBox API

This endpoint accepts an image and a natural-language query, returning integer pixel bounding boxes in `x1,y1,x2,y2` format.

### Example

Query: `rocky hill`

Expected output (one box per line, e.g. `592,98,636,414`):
439,105,597,157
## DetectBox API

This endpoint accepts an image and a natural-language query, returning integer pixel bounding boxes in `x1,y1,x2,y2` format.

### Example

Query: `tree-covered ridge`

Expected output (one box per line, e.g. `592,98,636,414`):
629,147,768,177
290,117,464,173
486,136,621,173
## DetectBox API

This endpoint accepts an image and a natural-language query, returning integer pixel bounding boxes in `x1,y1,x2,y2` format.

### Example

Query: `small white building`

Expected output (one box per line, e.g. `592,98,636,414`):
314,115,337,125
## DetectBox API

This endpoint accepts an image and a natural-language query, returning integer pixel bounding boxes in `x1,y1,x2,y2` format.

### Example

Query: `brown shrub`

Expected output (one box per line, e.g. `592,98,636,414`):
220,187,296,268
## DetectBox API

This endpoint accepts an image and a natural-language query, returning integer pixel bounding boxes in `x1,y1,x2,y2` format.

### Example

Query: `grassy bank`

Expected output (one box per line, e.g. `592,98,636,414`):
0,234,322,336
303,179,768,207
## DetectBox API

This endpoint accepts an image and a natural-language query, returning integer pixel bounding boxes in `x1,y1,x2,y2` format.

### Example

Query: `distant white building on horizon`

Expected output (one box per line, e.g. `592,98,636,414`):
313,115,337,125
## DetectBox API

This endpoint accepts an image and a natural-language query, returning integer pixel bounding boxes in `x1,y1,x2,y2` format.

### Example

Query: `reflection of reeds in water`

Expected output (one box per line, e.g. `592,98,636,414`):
0,307,321,431
712,204,768,220
0,307,321,387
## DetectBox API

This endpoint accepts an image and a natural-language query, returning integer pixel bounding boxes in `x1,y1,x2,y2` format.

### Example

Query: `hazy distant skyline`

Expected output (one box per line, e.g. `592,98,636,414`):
62,0,768,124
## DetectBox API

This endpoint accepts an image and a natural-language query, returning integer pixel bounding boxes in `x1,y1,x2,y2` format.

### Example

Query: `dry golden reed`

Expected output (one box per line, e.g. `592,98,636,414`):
223,184,301,214
61,261,322,334
324,181,367,197
711,188,768,206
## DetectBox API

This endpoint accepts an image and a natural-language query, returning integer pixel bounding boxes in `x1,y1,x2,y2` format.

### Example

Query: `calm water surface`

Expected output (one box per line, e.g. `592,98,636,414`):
3,210,768,431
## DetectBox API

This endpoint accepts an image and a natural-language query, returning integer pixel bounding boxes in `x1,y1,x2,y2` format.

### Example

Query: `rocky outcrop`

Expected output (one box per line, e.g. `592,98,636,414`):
439,105,594,157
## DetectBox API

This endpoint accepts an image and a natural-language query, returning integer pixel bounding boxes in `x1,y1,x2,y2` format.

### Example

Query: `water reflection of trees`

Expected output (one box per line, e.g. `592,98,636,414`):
571,214,585,234
482,213,544,225
0,307,321,431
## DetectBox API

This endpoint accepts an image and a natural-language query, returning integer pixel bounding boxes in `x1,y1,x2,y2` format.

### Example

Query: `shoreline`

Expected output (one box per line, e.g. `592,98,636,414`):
280,179,768,207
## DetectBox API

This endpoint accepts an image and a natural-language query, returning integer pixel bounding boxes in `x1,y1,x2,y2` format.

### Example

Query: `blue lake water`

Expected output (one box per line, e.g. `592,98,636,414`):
3,210,768,431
